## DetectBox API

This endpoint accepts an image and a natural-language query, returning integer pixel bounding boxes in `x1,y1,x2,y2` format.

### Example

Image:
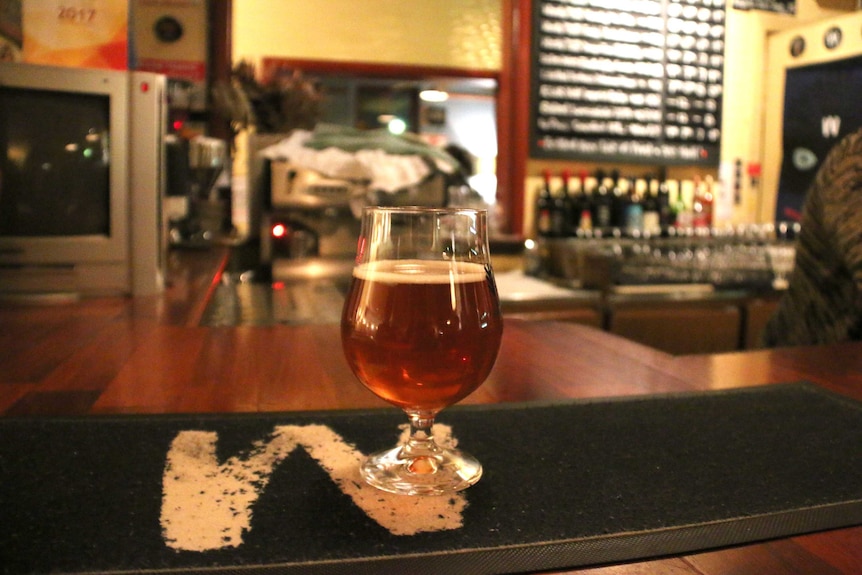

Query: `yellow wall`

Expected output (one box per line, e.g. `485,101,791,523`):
232,0,502,71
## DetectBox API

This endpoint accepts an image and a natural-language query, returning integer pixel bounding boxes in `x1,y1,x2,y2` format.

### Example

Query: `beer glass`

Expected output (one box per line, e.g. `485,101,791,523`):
341,207,503,495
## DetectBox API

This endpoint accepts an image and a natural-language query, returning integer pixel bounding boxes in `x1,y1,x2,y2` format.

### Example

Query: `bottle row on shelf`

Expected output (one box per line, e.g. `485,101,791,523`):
534,168,720,239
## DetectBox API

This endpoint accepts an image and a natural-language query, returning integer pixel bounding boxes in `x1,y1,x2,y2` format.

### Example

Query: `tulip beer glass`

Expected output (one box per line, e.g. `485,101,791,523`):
341,207,503,495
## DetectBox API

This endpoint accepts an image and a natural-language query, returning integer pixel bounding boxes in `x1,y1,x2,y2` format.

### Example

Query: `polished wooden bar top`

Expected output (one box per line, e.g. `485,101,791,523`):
1,247,861,574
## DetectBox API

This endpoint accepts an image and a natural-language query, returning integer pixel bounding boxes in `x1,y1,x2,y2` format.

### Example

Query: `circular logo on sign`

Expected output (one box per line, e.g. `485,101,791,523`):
790,36,805,57
154,16,184,43
824,27,842,50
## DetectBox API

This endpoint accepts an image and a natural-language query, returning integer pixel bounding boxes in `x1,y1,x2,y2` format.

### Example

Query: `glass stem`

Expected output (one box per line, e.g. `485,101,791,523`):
401,411,442,473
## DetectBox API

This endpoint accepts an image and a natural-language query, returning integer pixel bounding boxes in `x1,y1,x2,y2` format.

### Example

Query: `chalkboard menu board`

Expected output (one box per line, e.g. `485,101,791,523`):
530,0,726,166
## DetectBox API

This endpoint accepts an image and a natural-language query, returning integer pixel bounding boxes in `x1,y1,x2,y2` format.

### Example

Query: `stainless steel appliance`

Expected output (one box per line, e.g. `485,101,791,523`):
261,160,446,280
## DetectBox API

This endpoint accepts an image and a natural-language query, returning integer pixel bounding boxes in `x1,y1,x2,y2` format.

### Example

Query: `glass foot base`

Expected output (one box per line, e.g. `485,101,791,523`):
361,444,482,496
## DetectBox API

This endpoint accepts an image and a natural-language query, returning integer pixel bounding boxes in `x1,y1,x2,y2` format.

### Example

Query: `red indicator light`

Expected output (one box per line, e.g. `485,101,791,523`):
272,224,287,238
172,120,184,132
747,163,762,177
140,81,150,93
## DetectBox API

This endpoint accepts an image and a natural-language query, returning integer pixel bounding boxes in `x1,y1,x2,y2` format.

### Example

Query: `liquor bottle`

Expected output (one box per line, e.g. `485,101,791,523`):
691,175,714,229
673,180,693,229
561,169,581,235
591,169,612,230
561,169,578,232
574,170,591,233
642,176,660,235
550,170,572,237
657,178,673,230
610,170,629,230
535,169,553,237
578,206,593,233
624,178,644,236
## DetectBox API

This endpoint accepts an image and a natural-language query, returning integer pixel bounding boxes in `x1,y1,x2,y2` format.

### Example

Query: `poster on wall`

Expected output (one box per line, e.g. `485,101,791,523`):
530,0,726,166
0,0,22,62
777,55,862,222
22,0,128,70
131,0,208,111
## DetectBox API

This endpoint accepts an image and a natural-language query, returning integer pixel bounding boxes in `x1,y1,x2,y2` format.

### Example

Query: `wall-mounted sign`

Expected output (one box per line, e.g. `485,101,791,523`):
22,0,129,70
776,55,862,222
131,0,208,110
824,26,842,50
530,0,725,166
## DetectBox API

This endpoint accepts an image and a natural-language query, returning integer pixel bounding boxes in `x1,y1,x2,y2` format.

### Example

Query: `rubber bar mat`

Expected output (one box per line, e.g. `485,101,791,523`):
2,382,861,574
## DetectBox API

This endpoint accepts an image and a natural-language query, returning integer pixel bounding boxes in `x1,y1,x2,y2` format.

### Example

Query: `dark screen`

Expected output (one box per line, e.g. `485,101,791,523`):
777,55,862,222
0,87,111,236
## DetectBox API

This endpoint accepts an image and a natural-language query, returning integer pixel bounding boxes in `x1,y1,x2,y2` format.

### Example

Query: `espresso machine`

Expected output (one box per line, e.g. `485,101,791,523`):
260,159,447,281
260,161,361,280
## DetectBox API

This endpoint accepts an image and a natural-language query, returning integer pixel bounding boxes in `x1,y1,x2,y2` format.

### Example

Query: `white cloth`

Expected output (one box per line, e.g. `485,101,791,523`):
258,130,434,193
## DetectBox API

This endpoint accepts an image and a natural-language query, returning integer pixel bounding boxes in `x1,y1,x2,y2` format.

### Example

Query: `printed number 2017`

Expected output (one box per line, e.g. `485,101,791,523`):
58,7,97,24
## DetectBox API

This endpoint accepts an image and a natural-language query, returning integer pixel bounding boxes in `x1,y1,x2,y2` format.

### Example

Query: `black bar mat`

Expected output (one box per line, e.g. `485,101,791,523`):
2,382,862,575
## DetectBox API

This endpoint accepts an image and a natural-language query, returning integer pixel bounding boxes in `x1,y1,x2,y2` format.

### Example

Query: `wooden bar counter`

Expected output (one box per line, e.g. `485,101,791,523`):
1,247,861,574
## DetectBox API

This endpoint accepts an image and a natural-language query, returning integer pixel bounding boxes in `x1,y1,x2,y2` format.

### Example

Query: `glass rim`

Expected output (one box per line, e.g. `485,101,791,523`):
362,205,486,216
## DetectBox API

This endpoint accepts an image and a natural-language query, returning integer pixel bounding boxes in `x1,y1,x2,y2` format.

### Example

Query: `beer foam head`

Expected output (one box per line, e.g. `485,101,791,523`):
354,259,487,284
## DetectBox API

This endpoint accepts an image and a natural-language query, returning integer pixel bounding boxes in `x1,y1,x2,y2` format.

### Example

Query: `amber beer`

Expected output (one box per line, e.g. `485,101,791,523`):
341,259,503,412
